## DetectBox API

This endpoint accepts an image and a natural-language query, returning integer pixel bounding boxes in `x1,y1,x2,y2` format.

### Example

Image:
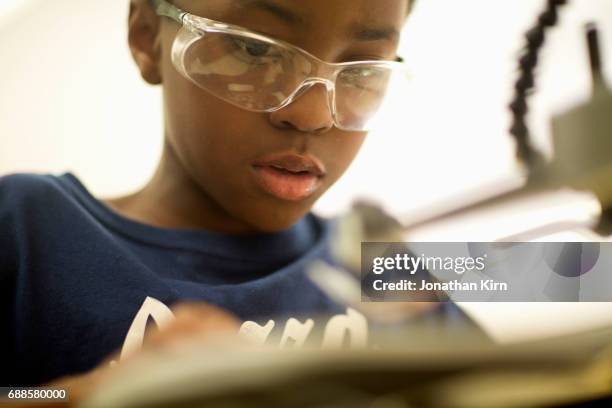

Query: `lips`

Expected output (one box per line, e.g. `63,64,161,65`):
251,153,326,201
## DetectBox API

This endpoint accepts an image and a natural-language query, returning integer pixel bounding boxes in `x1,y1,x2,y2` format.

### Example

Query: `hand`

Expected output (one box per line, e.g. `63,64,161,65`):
43,303,240,407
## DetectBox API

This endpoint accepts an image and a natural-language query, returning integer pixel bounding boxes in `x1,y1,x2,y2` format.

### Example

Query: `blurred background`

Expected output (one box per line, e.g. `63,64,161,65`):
1,0,612,343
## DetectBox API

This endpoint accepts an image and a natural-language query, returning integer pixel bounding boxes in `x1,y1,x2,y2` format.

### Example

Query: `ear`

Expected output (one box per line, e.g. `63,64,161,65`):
128,0,163,85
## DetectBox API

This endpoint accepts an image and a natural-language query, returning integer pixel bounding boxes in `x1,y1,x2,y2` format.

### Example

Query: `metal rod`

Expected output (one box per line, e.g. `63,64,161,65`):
586,23,603,84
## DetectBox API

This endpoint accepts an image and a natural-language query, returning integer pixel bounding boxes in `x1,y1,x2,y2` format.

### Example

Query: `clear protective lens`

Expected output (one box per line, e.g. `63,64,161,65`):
334,66,393,131
172,25,407,132
172,26,312,111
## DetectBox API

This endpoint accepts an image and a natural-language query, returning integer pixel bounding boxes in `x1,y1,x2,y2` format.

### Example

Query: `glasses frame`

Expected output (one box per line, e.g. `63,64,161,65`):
150,0,409,131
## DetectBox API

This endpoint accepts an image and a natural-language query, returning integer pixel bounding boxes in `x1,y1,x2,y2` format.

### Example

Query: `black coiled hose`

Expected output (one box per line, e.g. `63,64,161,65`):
509,0,569,168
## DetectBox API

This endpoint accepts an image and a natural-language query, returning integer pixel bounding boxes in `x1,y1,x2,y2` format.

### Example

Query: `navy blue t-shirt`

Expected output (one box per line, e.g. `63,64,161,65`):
0,173,479,386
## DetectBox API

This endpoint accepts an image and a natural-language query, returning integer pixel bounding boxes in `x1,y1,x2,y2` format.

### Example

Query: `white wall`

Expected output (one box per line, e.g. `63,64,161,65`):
2,0,612,342
0,0,162,195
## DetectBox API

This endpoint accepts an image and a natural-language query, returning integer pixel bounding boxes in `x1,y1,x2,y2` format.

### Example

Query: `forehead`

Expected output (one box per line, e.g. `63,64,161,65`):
174,0,408,40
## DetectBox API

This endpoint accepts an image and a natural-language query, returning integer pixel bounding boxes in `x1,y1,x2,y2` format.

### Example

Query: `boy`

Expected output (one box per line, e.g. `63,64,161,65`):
0,0,474,400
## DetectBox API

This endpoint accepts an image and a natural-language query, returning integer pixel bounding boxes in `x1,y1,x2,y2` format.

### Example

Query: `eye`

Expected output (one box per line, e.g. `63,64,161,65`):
237,38,270,56
340,67,388,93
343,67,382,81
229,37,282,60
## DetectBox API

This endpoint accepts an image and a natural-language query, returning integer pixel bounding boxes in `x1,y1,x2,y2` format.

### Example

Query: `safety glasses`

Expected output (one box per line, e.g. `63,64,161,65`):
151,0,409,132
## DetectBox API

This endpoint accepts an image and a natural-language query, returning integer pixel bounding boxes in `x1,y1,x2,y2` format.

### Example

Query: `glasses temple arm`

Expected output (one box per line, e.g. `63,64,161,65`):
150,0,187,24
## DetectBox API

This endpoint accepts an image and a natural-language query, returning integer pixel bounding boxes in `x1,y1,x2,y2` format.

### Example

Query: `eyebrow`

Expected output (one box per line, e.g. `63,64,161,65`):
234,0,399,43
235,0,305,26
352,26,400,42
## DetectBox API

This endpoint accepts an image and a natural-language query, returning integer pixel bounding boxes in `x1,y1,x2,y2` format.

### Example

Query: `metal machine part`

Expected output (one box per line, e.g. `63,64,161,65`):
401,4,612,240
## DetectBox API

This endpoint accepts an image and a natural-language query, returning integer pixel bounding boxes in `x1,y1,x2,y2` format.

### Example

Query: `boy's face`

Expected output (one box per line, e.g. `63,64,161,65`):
132,0,407,232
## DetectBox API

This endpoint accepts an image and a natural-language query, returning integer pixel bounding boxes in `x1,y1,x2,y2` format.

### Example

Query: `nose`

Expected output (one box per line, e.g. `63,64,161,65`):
268,83,334,134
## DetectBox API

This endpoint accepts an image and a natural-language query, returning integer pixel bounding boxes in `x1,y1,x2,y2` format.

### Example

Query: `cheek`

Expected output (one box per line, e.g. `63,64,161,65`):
162,54,256,158
320,132,367,183
161,68,268,207
158,26,259,171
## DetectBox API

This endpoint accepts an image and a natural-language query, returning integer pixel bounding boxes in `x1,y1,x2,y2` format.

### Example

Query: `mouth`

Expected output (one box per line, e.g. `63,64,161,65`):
251,153,327,202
